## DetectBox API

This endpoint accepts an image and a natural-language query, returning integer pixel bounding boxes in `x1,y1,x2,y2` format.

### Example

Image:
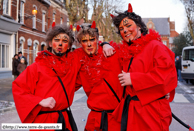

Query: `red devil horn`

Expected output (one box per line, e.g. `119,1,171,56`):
70,25,73,30
52,22,55,28
110,14,115,18
128,3,133,13
91,21,96,29
76,25,81,32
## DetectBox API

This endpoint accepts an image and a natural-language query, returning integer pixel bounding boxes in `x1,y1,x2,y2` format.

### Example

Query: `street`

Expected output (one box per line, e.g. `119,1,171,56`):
0,78,194,131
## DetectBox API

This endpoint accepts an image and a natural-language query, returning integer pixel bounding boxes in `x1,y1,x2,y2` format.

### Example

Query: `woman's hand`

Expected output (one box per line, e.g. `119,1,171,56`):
39,97,56,109
165,93,170,100
102,44,115,57
118,71,132,86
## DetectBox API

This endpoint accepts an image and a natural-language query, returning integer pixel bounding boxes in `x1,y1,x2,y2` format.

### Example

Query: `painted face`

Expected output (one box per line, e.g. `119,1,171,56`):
119,17,141,42
80,34,98,56
50,33,69,56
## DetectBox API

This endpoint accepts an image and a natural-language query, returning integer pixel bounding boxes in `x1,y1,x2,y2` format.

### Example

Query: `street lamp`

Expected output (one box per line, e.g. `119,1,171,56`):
32,7,37,15
73,27,76,32
25,7,37,19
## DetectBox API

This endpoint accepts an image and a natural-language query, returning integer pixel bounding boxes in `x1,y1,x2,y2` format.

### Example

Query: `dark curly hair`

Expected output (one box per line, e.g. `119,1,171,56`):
76,24,99,43
46,24,75,52
112,11,148,36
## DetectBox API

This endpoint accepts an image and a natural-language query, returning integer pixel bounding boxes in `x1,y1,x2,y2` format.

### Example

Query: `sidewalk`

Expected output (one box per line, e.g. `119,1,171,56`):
0,78,15,113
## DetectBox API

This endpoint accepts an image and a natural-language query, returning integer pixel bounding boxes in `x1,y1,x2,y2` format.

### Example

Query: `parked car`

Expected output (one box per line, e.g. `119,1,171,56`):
181,46,194,84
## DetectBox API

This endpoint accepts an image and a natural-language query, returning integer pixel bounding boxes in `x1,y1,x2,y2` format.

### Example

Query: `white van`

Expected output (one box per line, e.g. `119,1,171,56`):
181,46,194,84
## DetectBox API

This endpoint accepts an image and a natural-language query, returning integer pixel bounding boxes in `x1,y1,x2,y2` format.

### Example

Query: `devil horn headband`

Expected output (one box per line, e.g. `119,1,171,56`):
110,14,115,18
128,3,133,13
70,25,73,30
52,22,55,28
91,21,96,29
76,25,81,32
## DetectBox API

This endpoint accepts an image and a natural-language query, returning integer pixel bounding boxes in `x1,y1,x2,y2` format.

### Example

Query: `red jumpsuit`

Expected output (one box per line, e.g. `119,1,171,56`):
12,50,80,131
75,46,123,131
113,30,177,131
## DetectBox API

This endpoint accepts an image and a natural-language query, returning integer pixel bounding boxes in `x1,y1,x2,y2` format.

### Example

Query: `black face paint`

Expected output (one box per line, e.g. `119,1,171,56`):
123,19,128,26
53,50,65,56
63,35,69,41
55,34,61,39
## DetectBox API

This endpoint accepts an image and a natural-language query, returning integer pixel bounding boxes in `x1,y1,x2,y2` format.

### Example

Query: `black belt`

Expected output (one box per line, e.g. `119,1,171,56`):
91,109,114,131
121,95,165,131
38,108,71,131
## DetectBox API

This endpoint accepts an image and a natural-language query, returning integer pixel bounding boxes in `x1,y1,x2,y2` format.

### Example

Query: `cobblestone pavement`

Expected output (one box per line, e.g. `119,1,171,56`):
0,78,194,131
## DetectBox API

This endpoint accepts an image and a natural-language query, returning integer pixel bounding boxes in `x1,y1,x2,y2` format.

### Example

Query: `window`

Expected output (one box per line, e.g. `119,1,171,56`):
183,49,194,61
33,5,37,29
3,0,10,15
0,44,9,68
42,12,46,32
20,1,25,24
33,40,39,62
162,41,167,46
41,42,46,51
33,15,36,29
41,45,45,51
19,37,25,53
53,13,56,22
67,18,69,26
148,23,152,28
60,17,63,24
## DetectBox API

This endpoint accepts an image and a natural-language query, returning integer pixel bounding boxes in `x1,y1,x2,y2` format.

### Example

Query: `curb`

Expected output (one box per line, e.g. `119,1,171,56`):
0,101,16,114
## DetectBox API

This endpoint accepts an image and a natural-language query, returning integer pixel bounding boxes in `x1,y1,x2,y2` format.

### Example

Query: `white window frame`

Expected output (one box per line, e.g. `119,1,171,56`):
3,0,11,15
19,36,25,53
53,12,56,22
41,42,46,51
0,43,10,68
27,38,32,66
20,0,25,24
42,10,46,32
163,41,167,46
60,17,63,24
67,18,69,26
33,40,39,62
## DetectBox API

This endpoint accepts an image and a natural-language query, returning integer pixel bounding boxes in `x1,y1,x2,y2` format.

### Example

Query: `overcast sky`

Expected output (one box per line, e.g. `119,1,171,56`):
88,0,187,34
123,0,187,34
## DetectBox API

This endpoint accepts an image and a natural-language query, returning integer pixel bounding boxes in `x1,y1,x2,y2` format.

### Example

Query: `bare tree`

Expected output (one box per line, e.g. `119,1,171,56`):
89,0,125,42
65,0,89,25
180,0,194,44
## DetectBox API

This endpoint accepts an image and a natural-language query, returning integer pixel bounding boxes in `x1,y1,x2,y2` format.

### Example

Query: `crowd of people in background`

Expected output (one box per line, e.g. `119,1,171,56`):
12,51,27,80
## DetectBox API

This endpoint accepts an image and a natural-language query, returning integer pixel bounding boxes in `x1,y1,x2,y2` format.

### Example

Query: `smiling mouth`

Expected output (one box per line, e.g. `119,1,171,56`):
125,34,131,38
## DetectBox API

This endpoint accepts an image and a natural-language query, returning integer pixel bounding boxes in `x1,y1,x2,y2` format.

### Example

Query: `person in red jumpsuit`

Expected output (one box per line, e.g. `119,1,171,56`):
102,3,177,131
12,24,80,131
74,22,123,131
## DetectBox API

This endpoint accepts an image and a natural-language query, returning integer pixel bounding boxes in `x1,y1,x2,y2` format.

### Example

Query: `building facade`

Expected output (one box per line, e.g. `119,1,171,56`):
17,0,68,65
0,0,22,77
142,18,179,49
0,0,68,77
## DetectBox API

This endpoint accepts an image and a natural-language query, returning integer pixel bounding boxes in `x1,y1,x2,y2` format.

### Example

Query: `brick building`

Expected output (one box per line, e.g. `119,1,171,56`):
142,18,179,49
17,0,68,65
169,21,179,50
0,0,22,76
0,0,68,77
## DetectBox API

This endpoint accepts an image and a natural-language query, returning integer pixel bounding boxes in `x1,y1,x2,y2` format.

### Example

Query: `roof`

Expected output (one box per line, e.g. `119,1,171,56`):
142,18,170,36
